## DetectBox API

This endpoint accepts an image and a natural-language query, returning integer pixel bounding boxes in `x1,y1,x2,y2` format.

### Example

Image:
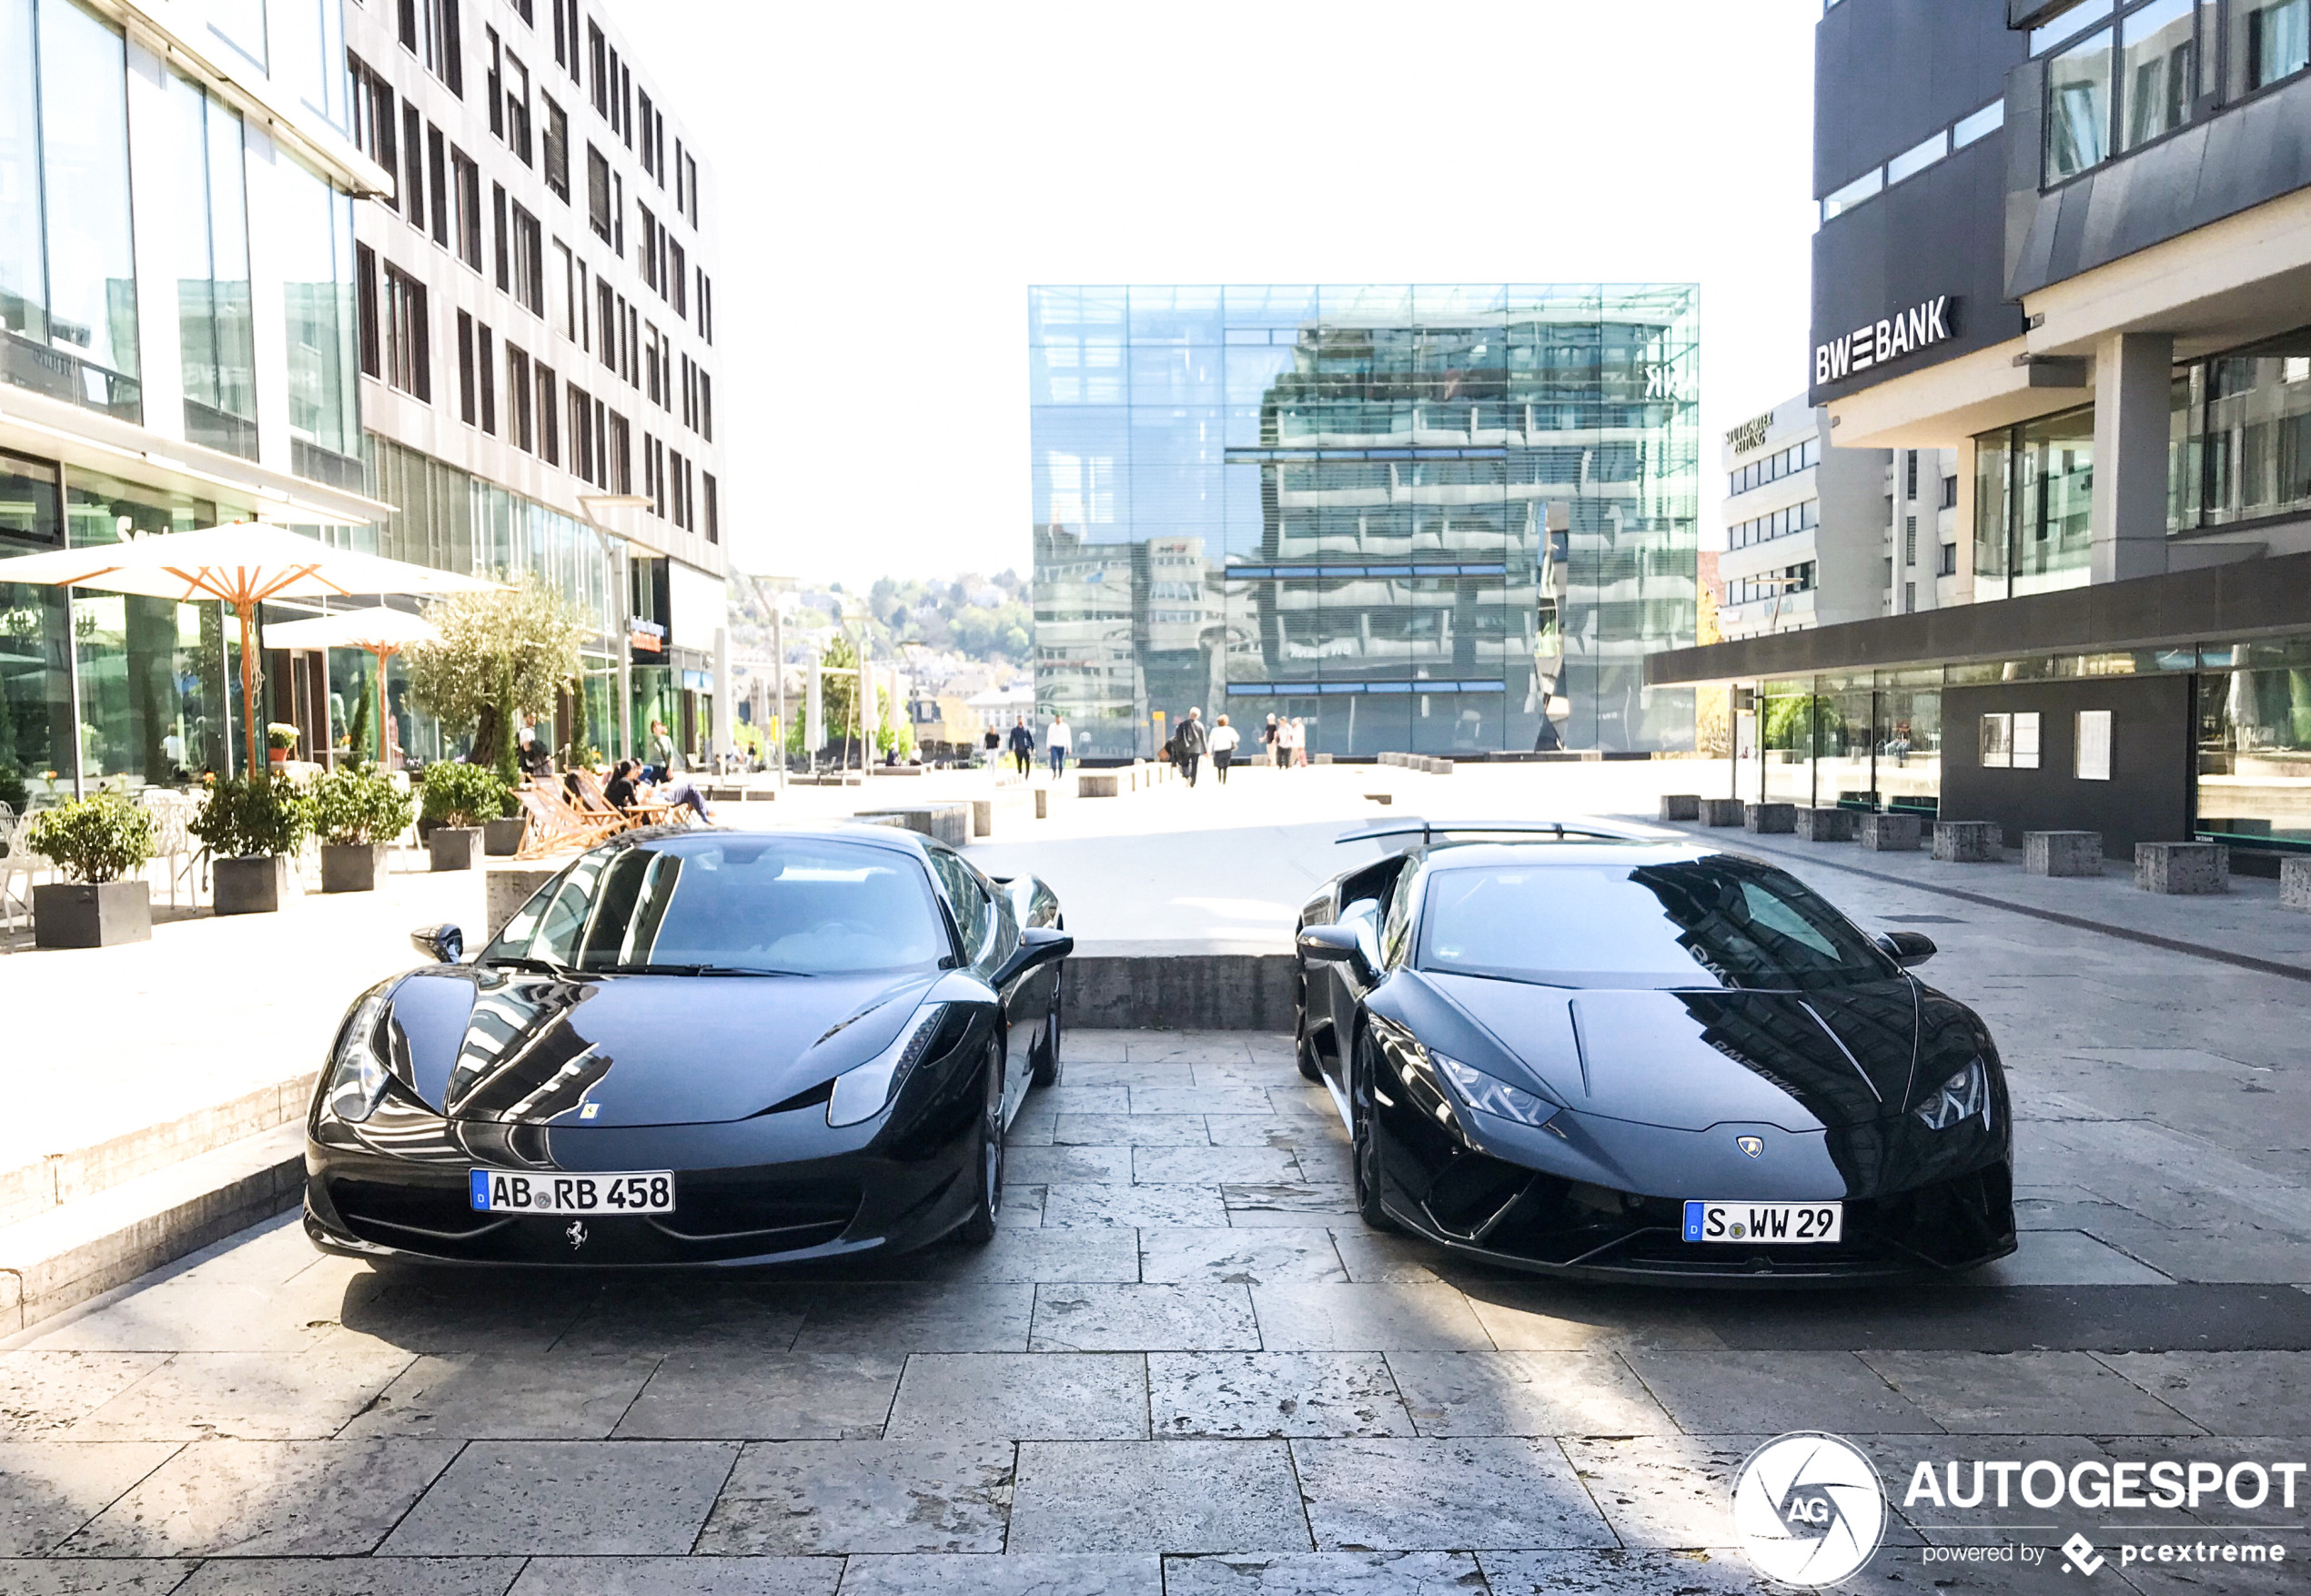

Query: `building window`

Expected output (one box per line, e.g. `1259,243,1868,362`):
2122,0,2197,149
1727,436,1820,497
357,244,381,377
458,309,476,422
587,144,611,242
2046,26,2114,180
1939,542,1958,577
636,204,657,291
349,57,399,205
493,182,510,290
1904,517,1918,564
2230,0,2311,96
1887,127,1948,186
552,0,578,75
1942,473,1959,509
453,148,483,268
421,0,461,94
383,265,430,399
698,369,711,440
567,380,593,480
536,360,559,464
507,342,533,450
486,26,501,136
596,278,617,370
1820,166,1882,224
587,20,607,115
644,320,661,404
428,125,449,246
398,0,418,52
606,408,631,493
669,447,687,528
638,89,655,175
702,470,718,542
668,237,685,317
1953,96,2004,149
504,50,532,164
1904,452,1918,499
1973,405,2095,599
282,159,362,467
698,271,711,343
510,202,544,315
682,151,699,227
160,72,258,456
477,319,496,432
543,96,569,198
401,102,426,233
1903,581,1917,612
2172,326,2311,531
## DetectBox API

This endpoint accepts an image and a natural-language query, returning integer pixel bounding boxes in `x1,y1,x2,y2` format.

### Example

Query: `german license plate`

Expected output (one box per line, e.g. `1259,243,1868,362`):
1682,1200,1842,1244
468,1169,675,1215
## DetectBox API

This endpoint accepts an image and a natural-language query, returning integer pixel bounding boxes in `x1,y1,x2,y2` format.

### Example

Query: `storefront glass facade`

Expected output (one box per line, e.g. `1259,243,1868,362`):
1973,405,2095,599
1030,285,1700,759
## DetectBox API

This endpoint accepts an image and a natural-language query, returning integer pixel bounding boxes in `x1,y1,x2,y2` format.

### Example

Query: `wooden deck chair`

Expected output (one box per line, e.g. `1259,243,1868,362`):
513,784,623,859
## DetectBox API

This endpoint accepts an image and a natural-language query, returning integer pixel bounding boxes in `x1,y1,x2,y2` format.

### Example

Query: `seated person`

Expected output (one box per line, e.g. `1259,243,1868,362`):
604,758,710,823
603,760,641,813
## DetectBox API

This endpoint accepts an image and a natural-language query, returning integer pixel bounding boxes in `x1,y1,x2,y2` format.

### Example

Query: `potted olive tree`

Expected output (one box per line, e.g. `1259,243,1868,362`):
25,793,156,948
421,762,507,871
311,763,418,892
191,773,312,914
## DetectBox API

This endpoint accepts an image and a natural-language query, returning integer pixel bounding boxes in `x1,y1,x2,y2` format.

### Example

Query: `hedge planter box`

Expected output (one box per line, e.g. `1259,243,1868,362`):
1796,806,1857,842
1859,813,1922,851
34,881,152,948
1659,793,1701,822
1744,802,1798,833
1933,821,2003,863
1699,797,1746,828
483,816,526,856
430,826,482,872
214,854,289,915
320,843,388,894
2135,841,2227,895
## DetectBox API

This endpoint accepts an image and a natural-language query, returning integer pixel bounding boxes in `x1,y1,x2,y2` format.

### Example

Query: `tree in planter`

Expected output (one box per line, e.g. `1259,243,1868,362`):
311,764,417,847
405,573,586,773
190,773,313,859
492,662,521,788
345,683,371,770
419,761,509,830
24,793,156,884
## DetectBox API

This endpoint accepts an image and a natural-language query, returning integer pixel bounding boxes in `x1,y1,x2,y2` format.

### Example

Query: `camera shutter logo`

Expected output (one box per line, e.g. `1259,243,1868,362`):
1731,1431,1887,1586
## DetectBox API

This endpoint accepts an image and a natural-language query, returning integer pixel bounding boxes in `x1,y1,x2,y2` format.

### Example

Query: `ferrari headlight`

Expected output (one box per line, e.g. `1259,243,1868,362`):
326,994,395,1124
1914,1056,1990,1130
828,1004,950,1127
1428,1048,1559,1128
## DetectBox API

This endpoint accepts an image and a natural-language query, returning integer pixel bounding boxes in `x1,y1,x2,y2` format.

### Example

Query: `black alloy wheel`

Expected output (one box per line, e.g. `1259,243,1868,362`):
955,1043,1005,1245
1294,968,1324,1083
1031,969,1064,1087
1350,1027,1398,1232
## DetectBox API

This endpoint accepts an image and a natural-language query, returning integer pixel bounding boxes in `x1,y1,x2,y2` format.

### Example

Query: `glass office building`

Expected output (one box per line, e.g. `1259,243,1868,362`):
1030,285,1700,760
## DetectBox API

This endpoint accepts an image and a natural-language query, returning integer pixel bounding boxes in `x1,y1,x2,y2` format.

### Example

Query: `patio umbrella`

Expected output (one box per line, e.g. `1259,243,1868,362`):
263,606,442,766
0,522,496,779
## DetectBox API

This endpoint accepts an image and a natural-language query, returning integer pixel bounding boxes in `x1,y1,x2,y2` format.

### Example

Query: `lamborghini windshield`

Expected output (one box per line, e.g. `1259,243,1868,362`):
1418,855,1899,990
485,835,951,975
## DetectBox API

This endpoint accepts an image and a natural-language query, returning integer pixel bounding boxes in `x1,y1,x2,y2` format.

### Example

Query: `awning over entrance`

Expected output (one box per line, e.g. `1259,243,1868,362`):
1648,549,2311,687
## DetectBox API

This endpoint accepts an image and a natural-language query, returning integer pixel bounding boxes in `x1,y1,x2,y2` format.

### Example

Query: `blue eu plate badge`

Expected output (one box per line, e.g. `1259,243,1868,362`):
469,1169,492,1210
1681,1200,1705,1241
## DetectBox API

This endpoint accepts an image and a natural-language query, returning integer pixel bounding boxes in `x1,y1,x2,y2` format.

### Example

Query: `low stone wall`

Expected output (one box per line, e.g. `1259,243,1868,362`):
853,804,973,848
1064,954,1297,1032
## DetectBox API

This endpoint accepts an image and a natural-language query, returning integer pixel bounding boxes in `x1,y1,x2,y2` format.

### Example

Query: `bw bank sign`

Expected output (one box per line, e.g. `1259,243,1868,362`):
1816,296,1957,385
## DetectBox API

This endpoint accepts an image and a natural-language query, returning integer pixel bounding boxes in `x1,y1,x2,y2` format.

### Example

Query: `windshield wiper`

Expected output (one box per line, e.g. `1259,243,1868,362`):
479,955,569,975
590,962,814,977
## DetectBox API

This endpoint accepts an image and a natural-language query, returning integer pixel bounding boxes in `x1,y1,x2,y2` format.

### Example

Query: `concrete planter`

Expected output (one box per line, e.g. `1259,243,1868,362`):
482,817,526,856
2135,841,2228,894
319,843,388,893
429,826,482,872
1744,803,1798,833
33,880,152,948
1659,793,1701,822
1796,806,1856,842
2024,831,2104,877
971,799,994,837
487,864,560,938
214,854,289,915
2281,854,2311,911
1859,812,1922,851
1699,797,1746,827
1933,821,2003,863
1077,773,1119,798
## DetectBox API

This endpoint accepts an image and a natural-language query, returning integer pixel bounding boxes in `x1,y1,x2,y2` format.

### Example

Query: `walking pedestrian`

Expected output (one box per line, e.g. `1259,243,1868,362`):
1176,706,1207,788
646,719,678,783
1291,716,1309,768
1045,711,1071,779
1274,715,1296,770
1262,712,1281,768
982,724,1001,772
1208,713,1240,784
1006,715,1035,778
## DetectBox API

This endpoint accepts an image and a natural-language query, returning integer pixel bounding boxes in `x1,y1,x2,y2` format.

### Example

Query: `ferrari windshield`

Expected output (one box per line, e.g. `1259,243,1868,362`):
1418,855,1899,990
485,835,951,975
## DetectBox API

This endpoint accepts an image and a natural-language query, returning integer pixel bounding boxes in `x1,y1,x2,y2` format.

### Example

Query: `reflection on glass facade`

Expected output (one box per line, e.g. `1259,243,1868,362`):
160,72,259,459
1973,405,2094,599
1755,673,1943,814
0,0,142,423
281,156,362,486
1031,285,1698,759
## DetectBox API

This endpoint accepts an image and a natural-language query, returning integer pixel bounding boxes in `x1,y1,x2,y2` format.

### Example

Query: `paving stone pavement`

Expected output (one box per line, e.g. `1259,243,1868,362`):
3,961,2308,1596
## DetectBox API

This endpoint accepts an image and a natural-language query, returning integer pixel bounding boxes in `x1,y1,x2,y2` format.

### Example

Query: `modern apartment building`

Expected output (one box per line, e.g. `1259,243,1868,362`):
1030,284,1700,760
340,0,727,764
1653,0,2311,863
1,0,389,799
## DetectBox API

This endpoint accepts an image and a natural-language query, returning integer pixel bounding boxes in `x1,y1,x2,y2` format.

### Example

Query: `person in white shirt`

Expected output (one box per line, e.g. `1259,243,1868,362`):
1045,713,1071,778
1207,713,1241,783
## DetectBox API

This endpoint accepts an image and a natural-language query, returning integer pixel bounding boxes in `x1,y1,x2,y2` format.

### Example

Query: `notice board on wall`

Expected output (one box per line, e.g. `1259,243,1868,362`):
2076,709,2112,780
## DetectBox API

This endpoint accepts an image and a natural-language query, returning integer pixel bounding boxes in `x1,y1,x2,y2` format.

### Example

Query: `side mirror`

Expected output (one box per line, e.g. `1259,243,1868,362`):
412,924,464,964
998,924,1073,985
1876,930,1936,968
1298,923,1376,981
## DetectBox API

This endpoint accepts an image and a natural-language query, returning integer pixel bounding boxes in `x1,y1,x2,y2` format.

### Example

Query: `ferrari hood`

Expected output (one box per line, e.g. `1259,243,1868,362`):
1424,973,1921,1133
381,965,940,1127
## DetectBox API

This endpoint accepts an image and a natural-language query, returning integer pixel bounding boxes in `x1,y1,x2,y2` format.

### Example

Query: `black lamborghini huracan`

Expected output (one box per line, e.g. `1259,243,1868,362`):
305,825,1069,1268
1294,821,2014,1281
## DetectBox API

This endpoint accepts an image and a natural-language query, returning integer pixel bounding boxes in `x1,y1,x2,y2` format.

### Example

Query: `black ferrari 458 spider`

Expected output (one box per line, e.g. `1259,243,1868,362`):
1294,821,2015,1282
305,824,1069,1268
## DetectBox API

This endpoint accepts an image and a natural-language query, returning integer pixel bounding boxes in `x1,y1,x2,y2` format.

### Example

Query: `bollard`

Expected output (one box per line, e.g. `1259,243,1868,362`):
1795,806,1856,842
1035,787,1048,820
1659,793,1701,822
2023,831,2103,876
1859,812,1922,851
2281,854,2311,911
1699,797,1746,827
1744,803,1798,833
1933,821,2003,863
2134,841,2226,894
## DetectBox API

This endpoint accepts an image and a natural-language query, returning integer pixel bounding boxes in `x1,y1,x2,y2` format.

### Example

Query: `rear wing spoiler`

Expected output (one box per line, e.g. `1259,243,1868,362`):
1335,817,1657,851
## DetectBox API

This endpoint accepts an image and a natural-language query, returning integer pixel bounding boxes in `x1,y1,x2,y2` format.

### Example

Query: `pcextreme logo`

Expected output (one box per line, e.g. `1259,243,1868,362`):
1731,1432,1888,1586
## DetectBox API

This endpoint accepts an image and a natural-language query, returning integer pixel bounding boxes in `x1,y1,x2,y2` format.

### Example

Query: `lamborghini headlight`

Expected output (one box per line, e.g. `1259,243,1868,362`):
828,1004,950,1127
1427,1047,1559,1128
325,994,395,1124
1913,1056,1990,1130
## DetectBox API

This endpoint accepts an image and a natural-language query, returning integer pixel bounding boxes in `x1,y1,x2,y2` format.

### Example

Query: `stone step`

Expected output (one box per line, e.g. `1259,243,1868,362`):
0,1120,306,1334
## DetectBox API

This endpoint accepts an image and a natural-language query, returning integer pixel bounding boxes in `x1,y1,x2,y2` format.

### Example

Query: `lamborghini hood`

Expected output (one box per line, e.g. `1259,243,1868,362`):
379,965,941,1127
1424,973,1922,1133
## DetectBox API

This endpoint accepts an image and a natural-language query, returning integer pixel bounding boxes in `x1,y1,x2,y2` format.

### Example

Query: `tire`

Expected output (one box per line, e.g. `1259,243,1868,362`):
954,1044,1005,1246
1031,968,1064,1088
1294,968,1324,1083
1349,1027,1398,1232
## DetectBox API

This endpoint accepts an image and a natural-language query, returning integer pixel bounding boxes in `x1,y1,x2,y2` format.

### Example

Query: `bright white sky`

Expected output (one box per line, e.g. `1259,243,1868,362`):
622,0,1823,586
